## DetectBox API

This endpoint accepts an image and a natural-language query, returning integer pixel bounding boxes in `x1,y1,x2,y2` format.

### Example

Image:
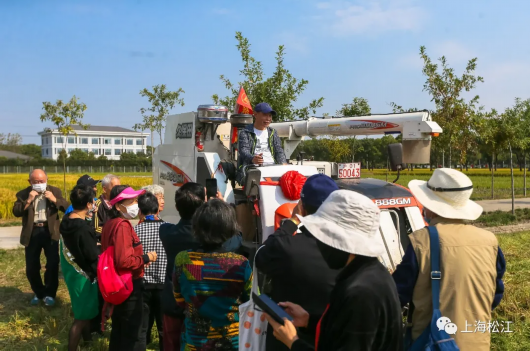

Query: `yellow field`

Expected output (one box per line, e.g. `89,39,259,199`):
0,173,153,220
1,169,529,220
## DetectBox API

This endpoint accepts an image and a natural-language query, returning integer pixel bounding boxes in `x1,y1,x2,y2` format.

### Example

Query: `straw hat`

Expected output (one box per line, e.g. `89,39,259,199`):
297,190,385,257
408,168,483,221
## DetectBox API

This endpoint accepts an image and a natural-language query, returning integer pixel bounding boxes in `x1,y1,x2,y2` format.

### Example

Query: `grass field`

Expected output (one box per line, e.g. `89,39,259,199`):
366,168,530,200
0,232,528,350
0,249,159,351
476,209,530,227
0,173,153,221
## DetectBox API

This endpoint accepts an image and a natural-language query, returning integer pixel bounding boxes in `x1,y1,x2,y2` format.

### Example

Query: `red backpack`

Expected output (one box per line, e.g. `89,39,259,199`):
97,231,133,305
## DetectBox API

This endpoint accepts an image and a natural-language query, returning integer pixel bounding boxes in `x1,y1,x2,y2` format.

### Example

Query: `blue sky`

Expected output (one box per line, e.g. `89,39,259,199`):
1,0,529,145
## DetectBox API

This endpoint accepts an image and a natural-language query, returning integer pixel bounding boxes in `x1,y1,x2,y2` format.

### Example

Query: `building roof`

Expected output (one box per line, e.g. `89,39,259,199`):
70,125,139,133
0,150,33,160
39,125,147,135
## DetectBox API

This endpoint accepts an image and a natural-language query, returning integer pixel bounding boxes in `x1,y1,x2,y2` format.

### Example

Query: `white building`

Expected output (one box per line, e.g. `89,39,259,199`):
38,125,149,161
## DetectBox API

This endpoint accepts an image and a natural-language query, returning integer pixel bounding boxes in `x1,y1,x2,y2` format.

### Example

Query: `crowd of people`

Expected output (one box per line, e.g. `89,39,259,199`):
12,166,505,351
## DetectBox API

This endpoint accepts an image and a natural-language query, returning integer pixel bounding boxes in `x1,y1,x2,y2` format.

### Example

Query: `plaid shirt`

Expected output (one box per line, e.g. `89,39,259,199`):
134,219,167,285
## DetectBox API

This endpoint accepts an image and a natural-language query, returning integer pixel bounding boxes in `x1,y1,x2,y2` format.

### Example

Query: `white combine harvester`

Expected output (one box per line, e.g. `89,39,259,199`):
153,105,442,270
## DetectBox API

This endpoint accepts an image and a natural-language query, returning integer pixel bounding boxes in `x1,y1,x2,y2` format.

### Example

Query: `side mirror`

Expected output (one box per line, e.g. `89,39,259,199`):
388,143,408,171
245,168,261,197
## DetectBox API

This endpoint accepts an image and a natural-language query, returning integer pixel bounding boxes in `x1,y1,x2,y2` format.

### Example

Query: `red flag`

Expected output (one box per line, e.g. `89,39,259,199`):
232,87,253,145
234,87,253,114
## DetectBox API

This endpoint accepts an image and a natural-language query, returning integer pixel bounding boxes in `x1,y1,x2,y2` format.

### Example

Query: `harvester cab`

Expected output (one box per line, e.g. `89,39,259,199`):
153,105,442,271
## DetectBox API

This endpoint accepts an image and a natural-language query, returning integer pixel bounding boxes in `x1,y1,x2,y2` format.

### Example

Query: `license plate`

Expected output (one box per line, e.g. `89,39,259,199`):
338,163,361,179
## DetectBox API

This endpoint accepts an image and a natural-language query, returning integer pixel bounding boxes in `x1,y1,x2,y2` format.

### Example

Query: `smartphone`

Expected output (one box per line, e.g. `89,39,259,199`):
252,292,293,325
205,178,218,199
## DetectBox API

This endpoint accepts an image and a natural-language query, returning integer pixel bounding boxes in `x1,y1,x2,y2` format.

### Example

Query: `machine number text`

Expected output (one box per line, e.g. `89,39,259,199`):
338,163,361,179
175,123,193,139
374,198,412,206
160,171,184,184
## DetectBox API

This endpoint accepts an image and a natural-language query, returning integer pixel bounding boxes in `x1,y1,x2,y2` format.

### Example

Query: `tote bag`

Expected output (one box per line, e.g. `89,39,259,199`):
239,253,267,350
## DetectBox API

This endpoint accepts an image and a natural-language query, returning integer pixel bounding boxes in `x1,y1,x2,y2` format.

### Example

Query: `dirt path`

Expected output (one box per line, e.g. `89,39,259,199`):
476,198,530,212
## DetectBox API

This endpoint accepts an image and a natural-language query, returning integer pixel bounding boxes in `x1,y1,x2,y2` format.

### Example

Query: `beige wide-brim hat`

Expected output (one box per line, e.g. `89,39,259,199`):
297,189,386,257
409,168,483,221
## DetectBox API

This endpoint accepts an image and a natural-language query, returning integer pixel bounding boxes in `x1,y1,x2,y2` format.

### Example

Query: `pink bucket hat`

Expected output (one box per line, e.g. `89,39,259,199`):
109,187,146,206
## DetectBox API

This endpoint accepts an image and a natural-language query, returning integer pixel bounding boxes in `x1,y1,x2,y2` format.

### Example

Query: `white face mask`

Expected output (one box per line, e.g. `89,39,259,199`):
121,203,139,219
32,183,47,193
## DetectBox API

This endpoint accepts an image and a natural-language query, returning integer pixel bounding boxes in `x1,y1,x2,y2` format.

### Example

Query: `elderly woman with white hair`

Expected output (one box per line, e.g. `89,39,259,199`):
141,184,165,220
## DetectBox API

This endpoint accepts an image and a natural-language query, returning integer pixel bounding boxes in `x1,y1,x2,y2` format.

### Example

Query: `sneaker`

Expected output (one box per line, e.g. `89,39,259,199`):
43,296,55,307
30,295,40,306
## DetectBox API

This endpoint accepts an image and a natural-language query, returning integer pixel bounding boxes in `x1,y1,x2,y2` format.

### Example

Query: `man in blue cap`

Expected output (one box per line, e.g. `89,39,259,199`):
237,102,287,173
255,174,340,351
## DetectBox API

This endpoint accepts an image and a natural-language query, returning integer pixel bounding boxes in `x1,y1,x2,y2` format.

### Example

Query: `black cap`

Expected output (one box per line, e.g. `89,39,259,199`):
77,174,100,187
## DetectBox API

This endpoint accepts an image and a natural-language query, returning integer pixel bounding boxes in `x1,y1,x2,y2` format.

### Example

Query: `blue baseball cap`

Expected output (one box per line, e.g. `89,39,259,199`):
254,102,276,116
300,174,339,210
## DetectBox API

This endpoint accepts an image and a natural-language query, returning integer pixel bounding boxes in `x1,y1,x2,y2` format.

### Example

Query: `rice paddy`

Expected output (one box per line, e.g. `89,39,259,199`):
0,173,153,221
0,169,529,221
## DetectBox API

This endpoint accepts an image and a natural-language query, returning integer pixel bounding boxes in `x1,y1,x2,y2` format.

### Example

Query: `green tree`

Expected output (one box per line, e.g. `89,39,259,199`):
419,46,484,169
57,149,68,165
120,152,138,166
68,149,89,161
389,102,420,114
212,32,324,122
145,145,154,157
87,152,96,161
336,97,371,162
40,95,88,193
133,84,185,152
0,133,22,147
292,138,331,161
18,144,42,159
97,154,108,166
502,98,530,213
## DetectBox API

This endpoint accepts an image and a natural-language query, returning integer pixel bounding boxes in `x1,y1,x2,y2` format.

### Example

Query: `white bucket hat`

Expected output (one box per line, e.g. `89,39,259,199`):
408,168,483,221
297,189,385,257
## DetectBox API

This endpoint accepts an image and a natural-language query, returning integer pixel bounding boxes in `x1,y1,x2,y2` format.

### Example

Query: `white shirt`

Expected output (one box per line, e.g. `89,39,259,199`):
254,128,274,165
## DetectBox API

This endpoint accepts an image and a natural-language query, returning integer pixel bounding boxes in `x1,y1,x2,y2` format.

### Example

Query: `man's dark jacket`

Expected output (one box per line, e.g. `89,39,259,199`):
93,194,112,241
255,220,340,351
237,125,287,167
291,256,403,351
13,185,69,246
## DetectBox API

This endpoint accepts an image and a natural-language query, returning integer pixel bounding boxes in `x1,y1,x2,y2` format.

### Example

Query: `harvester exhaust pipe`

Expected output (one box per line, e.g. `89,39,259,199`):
229,114,254,162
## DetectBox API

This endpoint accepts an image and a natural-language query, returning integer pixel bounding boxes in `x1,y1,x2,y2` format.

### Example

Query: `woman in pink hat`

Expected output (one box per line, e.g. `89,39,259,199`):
101,185,158,351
